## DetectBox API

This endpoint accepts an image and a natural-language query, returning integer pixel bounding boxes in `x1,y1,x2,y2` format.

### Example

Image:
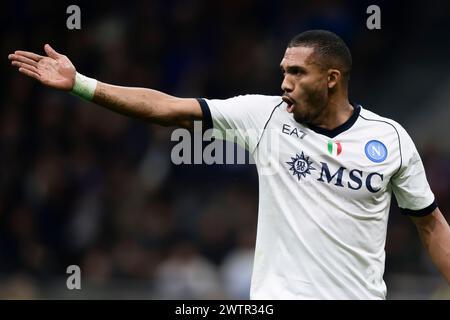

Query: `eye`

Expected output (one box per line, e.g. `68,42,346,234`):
281,66,305,77
288,67,304,76
292,68,304,76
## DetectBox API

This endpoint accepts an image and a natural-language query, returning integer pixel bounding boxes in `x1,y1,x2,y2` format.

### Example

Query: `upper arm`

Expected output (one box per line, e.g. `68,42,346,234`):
165,98,203,129
390,123,436,216
411,206,450,284
411,207,444,230
411,207,450,260
200,95,283,152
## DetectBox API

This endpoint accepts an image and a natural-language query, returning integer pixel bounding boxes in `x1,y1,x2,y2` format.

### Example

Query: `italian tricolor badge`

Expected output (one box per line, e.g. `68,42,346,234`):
327,140,342,156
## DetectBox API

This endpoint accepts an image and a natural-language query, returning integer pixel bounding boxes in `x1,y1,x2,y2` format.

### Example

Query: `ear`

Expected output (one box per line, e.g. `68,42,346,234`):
327,69,341,89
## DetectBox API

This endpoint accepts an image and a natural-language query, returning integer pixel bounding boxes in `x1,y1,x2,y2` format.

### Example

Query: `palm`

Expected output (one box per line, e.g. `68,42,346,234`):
8,44,76,91
37,56,75,90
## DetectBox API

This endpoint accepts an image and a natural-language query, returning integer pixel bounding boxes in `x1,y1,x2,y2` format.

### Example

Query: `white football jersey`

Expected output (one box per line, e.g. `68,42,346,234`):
197,95,436,300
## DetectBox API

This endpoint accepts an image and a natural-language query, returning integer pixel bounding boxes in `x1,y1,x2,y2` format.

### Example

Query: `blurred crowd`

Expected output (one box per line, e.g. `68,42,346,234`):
1,0,449,299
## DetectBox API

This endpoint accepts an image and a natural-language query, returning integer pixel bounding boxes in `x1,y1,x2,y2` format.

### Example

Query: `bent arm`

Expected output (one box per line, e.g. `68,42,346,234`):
411,207,450,284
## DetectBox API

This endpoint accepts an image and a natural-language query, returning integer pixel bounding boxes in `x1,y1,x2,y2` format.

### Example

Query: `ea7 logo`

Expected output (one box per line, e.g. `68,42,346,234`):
317,162,384,193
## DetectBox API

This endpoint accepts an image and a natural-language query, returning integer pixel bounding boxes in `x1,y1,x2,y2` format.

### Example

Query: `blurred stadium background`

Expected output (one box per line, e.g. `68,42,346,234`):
1,0,449,299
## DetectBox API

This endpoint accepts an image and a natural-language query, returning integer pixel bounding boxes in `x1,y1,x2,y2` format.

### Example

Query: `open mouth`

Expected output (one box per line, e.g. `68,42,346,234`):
282,95,296,113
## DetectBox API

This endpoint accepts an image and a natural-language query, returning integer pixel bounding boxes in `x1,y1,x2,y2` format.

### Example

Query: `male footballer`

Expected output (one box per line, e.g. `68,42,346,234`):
8,30,450,299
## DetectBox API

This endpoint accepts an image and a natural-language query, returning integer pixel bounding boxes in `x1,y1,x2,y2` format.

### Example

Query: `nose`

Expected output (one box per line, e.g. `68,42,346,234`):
281,75,294,93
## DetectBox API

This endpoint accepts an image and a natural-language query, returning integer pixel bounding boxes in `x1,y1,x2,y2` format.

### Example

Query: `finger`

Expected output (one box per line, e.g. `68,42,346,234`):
8,54,38,67
44,44,62,59
14,50,44,62
11,60,32,69
18,67,41,81
12,61,40,76
13,61,40,75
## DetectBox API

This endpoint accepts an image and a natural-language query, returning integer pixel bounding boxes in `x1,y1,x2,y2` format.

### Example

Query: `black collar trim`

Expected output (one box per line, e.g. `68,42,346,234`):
306,103,361,138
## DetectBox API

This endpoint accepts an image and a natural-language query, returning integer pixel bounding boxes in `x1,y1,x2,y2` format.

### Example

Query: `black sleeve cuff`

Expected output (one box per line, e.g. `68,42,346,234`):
196,98,213,131
400,200,438,217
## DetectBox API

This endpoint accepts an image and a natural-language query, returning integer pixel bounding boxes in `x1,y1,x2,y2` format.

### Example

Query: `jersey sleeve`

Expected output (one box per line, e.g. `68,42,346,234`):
197,95,282,153
391,124,437,216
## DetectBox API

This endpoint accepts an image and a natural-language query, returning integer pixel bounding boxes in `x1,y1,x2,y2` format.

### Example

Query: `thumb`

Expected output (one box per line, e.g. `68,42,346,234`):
44,44,61,59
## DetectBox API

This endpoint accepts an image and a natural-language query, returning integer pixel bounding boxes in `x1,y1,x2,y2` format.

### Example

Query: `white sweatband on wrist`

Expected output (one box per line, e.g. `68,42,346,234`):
70,72,98,101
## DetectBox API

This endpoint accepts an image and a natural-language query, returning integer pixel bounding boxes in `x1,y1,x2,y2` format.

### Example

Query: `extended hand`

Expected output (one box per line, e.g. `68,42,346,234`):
8,44,76,91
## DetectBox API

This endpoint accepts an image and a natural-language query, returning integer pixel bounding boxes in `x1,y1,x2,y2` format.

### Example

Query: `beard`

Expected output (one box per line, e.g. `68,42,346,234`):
292,86,329,125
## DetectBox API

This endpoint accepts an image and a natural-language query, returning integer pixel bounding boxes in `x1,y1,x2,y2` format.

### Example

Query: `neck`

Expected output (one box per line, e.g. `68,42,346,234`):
312,94,353,130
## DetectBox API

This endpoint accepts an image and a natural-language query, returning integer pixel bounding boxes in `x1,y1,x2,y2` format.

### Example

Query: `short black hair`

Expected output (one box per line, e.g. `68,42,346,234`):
288,30,352,81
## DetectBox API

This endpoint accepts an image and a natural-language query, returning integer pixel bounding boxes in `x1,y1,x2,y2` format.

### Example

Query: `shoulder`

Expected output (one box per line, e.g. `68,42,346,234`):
358,106,420,169
227,94,282,104
205,94,283,110
358,106,410,140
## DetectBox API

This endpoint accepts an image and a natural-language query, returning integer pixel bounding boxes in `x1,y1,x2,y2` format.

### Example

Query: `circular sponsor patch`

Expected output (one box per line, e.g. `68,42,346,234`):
365,140,387,163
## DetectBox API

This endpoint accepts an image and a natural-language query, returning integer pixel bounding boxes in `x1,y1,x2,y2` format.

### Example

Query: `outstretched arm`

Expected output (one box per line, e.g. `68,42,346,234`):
8,44,202,128
411,207,450,284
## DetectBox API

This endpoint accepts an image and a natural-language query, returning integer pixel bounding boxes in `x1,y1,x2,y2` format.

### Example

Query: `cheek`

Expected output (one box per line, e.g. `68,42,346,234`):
296,79,314,97
298,78,321,97
305,79,329,106
311,75,328,90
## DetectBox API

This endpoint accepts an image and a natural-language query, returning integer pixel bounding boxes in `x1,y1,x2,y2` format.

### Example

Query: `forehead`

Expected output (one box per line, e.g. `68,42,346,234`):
280,46,316,68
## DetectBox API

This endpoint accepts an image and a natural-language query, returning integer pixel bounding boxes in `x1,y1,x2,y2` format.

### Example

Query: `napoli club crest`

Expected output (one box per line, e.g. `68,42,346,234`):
286,151,316,181
365,140,388,163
